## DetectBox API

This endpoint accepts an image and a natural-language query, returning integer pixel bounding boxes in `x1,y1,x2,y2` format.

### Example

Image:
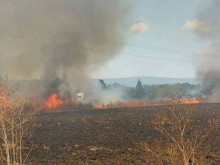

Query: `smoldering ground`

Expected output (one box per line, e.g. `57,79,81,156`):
0,0,129,101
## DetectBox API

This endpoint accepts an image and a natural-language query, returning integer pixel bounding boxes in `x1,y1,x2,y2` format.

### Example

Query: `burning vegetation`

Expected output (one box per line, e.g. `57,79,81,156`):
182,98,202,104
45,93,65,109
95,98,202,110
0,0,219,164
0,77,37,165
41,79,203,111
43,93,93,111
0,91,11,109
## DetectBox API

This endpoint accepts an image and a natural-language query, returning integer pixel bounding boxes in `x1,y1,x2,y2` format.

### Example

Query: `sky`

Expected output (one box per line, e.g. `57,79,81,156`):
92,0,213,79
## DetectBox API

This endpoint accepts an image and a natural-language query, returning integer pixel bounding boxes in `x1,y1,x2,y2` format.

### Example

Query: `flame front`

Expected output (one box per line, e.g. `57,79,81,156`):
94,98,202,110
182,98,202,104
45,93,64,109
44,95,202,110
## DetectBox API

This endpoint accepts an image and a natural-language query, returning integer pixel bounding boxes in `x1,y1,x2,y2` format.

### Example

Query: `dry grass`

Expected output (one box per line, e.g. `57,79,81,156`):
141,102,220,165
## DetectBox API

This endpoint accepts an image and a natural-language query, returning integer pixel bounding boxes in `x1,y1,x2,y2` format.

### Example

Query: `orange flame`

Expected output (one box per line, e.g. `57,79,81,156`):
94,98,202,110
0,92,11,109
95,104,104,109
45,93,64,109
182,98,202,104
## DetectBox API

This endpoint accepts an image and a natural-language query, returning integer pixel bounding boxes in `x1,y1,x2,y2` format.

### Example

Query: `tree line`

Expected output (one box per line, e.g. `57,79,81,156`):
99,79,202,100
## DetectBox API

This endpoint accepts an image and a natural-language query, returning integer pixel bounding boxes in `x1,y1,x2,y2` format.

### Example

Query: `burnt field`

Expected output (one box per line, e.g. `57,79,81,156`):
28,104,220,165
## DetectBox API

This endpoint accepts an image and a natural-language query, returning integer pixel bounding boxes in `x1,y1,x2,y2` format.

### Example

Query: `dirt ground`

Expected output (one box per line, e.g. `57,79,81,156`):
27,104,220,165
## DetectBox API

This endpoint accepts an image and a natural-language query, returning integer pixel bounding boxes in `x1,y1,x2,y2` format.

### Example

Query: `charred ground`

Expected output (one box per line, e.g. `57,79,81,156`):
28,104,220,165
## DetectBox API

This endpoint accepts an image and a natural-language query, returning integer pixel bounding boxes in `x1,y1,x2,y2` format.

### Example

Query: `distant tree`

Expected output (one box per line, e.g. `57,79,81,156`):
135,79,145,99
125,87,136,100
98,79,108,90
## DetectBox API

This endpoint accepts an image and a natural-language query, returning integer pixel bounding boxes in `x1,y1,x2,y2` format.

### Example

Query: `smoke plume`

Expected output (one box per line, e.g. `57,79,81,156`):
196,0,220,102
0,0,128,99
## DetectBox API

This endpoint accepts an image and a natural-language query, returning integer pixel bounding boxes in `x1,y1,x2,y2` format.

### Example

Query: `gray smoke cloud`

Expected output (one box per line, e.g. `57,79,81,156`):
196,0,220,102
0,0,129,99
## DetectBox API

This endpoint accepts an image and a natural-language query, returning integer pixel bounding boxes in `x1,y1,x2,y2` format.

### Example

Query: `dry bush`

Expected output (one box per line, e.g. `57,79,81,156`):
0,76,37,165
141,101,220,165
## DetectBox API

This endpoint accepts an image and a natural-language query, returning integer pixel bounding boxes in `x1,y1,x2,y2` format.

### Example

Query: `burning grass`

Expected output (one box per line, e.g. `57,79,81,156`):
42,92,202,112
95,98,202,110
43,93,93,112
45,93,64,109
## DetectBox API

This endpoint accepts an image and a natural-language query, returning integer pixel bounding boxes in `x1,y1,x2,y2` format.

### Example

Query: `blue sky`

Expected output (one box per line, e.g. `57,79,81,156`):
92,0,213,78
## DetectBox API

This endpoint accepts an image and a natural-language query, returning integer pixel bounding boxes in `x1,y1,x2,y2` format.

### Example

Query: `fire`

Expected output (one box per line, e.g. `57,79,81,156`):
95,104,104,109
45,93,64,109
0,92,11,109
182,98,202,104
94,98,202,110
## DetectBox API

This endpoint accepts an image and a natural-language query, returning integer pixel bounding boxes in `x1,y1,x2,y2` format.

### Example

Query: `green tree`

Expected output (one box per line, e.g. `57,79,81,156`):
135,79,145,99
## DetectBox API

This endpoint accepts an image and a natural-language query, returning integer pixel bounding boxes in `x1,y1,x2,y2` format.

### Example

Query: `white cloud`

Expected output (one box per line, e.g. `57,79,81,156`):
130,23,149,34
182,19,210,33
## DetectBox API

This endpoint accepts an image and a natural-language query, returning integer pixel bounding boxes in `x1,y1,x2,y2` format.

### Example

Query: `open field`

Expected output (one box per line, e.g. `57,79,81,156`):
28,104,220,165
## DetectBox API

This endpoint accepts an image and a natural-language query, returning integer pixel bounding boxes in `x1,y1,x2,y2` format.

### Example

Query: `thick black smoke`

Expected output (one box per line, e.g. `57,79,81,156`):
0,0,128,99
197,0,220,102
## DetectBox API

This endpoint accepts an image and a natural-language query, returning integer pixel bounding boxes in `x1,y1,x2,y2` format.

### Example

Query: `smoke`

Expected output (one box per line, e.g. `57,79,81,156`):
0,0,129,99
196,0,220,102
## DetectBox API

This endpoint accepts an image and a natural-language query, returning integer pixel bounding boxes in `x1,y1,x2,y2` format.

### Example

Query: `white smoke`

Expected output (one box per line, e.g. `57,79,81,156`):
196,0,220,102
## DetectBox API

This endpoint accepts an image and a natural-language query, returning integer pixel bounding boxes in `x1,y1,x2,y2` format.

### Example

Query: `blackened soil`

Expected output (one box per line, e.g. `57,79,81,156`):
28,104,220,165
